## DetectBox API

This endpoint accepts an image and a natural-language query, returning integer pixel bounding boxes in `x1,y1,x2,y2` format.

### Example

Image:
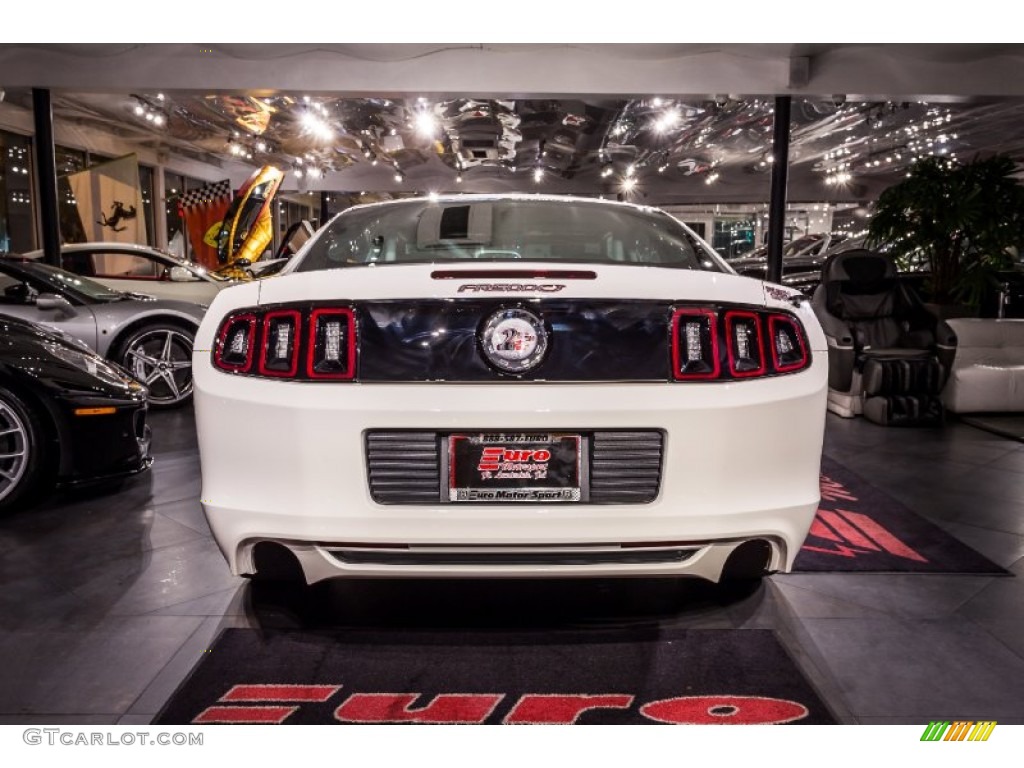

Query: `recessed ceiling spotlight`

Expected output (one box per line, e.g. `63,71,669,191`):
415,111,438,137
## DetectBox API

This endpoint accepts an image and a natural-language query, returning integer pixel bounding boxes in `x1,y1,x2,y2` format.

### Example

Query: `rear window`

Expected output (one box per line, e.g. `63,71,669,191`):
295,199,726,273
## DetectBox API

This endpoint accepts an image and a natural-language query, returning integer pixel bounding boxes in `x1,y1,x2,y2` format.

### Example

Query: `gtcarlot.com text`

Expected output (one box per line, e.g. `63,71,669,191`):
23,729,203,747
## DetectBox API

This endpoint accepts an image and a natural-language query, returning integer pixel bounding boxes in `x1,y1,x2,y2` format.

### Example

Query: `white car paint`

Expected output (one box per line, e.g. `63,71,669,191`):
194,198,828,585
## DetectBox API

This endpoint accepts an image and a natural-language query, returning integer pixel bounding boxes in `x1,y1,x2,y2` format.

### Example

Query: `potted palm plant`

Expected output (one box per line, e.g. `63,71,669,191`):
868,154,1024,312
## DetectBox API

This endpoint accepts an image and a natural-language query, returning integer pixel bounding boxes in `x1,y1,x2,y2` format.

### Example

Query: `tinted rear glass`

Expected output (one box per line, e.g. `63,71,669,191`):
295,199,725,273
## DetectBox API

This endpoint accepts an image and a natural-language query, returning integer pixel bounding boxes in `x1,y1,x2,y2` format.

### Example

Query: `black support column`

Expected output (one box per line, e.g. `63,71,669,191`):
766,95,792,285
32,88,61,267
319,191,330,226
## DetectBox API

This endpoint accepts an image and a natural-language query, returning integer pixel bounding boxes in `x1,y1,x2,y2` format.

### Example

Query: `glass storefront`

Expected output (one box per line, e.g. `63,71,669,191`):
713,216,758,258
0,130,34,253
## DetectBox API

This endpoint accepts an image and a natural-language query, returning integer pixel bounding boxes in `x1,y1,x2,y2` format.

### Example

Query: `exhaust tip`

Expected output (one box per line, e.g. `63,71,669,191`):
721,539,773,581
251,541,305,584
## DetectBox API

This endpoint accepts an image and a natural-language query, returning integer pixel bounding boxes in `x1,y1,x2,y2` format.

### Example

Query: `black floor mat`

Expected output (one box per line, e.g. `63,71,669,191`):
155,627,835,725
794,456,1008,574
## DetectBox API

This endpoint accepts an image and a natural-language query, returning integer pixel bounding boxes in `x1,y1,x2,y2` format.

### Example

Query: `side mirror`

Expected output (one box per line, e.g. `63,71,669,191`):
169,266,199,282
35,293,77,317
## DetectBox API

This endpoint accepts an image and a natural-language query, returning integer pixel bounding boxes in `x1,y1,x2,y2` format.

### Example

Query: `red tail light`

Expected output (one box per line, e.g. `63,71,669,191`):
307,308,357,380
724,310,766,378
257,309,301,377
768,314,810,372
671,307,810,381
213,313,257,372
212,305,357,381
671,309,720,380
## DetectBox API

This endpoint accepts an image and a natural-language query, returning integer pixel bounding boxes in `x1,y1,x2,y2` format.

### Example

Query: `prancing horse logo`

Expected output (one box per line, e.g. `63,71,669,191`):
98,201,138,232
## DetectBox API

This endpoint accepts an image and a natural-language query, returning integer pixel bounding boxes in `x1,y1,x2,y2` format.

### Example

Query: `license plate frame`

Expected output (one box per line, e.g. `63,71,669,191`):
445,432,589,503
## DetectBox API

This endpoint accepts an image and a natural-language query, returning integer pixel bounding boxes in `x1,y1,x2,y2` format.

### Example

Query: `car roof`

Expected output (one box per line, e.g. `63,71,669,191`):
19,242,199,267
333,192,670,220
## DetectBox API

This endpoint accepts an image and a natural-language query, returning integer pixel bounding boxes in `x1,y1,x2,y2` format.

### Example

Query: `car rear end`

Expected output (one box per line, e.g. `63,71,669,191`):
193,197,827,584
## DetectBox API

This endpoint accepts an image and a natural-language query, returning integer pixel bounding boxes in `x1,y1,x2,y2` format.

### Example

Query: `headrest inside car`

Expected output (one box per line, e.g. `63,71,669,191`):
417,204,493,248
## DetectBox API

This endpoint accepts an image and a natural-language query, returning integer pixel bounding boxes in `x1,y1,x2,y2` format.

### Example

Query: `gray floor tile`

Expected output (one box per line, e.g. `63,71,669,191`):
144,585,250,617
0,714,122,724
934,521,1024,568
798,617,1024,719
0,617,203,715
118,713,157,725
152,499,212,538
54,538,244,617
740,578,892,623
776,573,995,620
127,615,256,716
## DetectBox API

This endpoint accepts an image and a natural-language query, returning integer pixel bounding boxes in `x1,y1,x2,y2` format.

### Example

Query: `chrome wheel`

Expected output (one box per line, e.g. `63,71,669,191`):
122,326,194,408
0,397,29,505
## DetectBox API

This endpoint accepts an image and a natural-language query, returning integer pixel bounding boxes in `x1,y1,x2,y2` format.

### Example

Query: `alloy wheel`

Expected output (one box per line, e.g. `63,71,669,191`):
0,398,29,504
123,327,194,407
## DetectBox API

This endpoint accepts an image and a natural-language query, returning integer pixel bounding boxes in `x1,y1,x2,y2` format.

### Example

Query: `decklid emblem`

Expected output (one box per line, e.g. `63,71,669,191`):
480,308,549,373
458,283,565,293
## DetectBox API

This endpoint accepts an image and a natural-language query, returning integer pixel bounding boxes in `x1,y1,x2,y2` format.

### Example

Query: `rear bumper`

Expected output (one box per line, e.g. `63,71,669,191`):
195,363,827,583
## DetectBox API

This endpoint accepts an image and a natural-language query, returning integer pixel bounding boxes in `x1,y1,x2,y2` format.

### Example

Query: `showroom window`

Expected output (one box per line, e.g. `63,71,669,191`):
712,216,758,259
0,130,34,253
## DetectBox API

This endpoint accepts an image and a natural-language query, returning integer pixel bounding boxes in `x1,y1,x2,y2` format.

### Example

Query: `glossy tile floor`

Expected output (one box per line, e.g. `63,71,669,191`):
1,407,1022,725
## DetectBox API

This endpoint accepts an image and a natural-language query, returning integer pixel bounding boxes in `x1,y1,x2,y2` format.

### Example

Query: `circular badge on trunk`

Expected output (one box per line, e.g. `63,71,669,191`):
480,308,549,373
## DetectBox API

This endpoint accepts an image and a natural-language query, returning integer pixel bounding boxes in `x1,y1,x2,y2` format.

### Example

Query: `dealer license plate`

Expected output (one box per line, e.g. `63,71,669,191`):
447,433,586,502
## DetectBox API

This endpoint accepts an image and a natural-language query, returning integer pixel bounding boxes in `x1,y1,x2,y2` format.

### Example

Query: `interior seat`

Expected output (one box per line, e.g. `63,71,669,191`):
810,249,956,425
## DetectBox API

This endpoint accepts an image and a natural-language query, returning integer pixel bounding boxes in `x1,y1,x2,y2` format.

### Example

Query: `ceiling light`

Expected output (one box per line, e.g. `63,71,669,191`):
293,168,303,178
621,177,637,192
533,168,544,183
306,166,321,179
153,114,165,127
301,111,334,140
144,112,154,122
157,93,165,101
428,191,439,202
415,111,438,137
626,164,635,178
394,172,404,183
133,104,145,116
455,173,463,183
256,141,267,152
652,97,663,107
654,109,681,133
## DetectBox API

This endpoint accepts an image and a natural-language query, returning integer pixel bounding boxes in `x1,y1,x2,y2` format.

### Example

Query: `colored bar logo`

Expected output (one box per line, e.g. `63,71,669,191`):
921,721,997,741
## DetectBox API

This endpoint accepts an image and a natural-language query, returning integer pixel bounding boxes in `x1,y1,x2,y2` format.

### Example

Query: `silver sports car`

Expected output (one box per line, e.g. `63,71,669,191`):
0,256,204,408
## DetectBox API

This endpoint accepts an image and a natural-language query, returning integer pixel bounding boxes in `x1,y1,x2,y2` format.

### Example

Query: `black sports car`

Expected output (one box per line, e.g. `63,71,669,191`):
0,315,152,513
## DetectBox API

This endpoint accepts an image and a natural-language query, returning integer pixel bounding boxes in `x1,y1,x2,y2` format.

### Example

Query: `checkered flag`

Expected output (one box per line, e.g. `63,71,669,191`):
178,179,232,212
177,179,234,269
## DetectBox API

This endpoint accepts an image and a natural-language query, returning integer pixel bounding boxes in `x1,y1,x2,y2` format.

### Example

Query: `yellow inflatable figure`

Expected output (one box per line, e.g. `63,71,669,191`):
214,165,284,280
